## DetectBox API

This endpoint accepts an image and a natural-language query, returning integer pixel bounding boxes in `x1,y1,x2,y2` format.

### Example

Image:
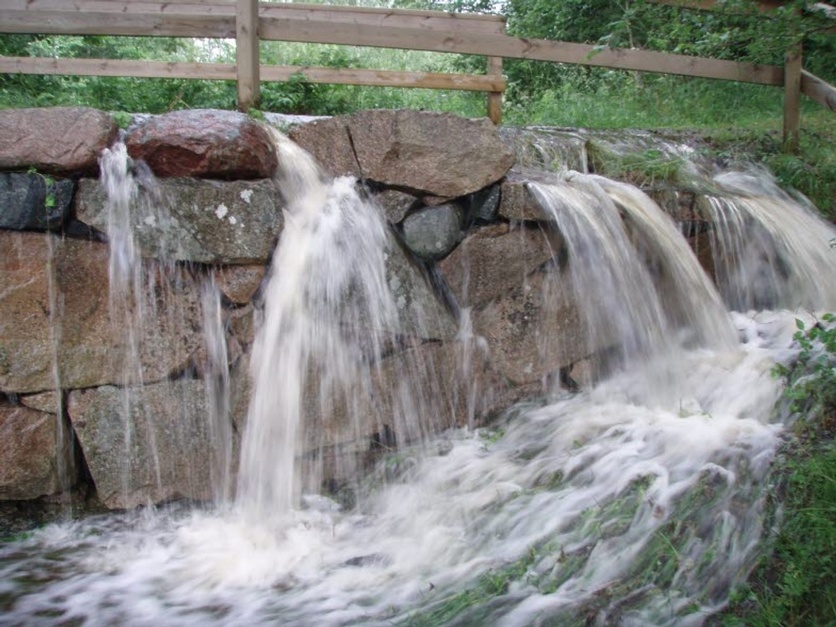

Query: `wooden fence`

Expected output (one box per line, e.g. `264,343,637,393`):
1,0,834,146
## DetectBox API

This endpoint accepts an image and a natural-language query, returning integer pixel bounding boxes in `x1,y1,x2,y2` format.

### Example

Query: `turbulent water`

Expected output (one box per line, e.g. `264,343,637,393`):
236,132,401,518
0,311,801,626
2,131,836,626
705,168,836,311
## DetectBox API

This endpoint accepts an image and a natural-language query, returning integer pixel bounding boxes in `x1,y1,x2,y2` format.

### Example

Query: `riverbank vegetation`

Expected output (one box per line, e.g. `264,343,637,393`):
718,316,836,626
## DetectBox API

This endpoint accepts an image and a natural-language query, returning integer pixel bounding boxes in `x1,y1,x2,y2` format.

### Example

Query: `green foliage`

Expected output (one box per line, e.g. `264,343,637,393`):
110,111,134,129
778,314,836,419
588,146,688,186
0,35,237,112
502,0,835,102
26,167,56,211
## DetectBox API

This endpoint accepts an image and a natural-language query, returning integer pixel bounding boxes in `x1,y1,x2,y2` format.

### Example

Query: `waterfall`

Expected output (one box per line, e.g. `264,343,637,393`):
526,170,735,379
100,143,160,502
202,276,233,505
3,131,832,626
703,168,836,311
98,143,234,506
235,132,401,517
591,174,737,350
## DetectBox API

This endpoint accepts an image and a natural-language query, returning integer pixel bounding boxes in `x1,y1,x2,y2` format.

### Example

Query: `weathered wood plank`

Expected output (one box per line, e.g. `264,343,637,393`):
801,69,836,111
783,45,802,153
0,56,505,92
258,3,506,35
5,0,237,14
0,56,237,80
236,0,259,111
259,18,783,85
3,1,506,34
260,65,505,91
0,10,235,38
487,56,503,125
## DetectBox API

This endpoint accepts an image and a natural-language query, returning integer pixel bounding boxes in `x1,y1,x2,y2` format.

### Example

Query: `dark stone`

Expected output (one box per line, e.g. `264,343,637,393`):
467,184,501,224
401,202,463,261
0,172,74,231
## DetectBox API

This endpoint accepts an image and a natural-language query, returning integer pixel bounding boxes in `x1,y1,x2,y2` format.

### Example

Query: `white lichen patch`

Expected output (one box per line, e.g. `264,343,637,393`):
215,204,229,220
143,215,157,227
239,189,253,204
229,216,237,225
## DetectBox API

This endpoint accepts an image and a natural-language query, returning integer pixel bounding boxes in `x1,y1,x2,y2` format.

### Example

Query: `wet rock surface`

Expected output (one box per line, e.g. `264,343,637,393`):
75,177,284,264
0,172,75,231
401,202,463,261
289,109,515,198
125,109,278,179
0,232,204,394
68,381,215,509
438,222,556,308
0,106,673,508
0,107,118,175
0,404,77,500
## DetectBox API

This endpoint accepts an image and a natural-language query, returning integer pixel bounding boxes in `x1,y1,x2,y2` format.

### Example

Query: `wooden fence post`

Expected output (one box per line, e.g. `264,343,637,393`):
783,43,802,153
487,55,503,125
236,0,259,112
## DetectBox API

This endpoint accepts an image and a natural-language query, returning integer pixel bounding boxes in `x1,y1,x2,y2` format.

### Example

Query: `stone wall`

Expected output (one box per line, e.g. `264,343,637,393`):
0,106,673,509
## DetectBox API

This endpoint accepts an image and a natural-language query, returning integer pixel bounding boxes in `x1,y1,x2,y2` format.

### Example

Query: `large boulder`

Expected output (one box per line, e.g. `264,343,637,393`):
125,109,278,179
0,232,204,394
68,380,218,509
0,405,77,500
75,177,284,264
0,172,75,231
0,107,118,175
438,222,557,308
289,110,515,199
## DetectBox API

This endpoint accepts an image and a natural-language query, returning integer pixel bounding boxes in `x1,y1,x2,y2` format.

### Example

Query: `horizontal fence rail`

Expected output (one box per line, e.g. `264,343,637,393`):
0,0,833,135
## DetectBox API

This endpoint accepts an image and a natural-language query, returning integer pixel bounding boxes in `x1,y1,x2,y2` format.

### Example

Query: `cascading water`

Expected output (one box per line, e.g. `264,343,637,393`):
100,142,161,503
702,167,836,310
95,142,235,507
236,133,401,518
201,276,233,506
1,128,833,626
526,171,735,376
